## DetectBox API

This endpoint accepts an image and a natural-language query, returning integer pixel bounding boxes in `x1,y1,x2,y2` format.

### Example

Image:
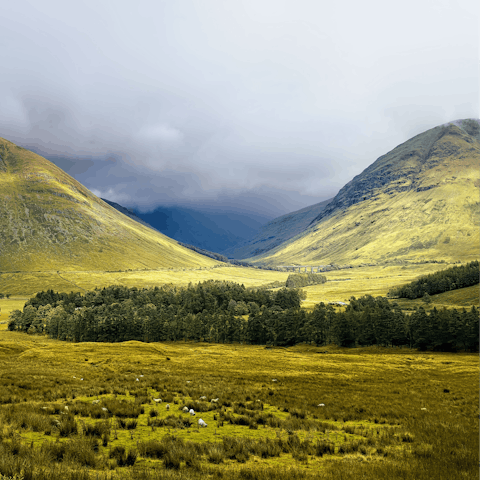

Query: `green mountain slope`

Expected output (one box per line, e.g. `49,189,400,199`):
246,119,480,266
223,199,332,259
0,138,219,272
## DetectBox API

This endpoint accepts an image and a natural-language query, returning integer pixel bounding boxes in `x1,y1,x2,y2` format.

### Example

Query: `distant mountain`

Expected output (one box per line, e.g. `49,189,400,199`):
246,119,480,266
101,198,159,232
223,199,332,259
130,206,270,253
0,137,219,272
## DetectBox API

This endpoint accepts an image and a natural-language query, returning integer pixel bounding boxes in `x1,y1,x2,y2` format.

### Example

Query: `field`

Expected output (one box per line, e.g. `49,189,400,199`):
0,261,462,298
0,331,477,480
0,265,288,297
0,297,29,330
289,263,479,311
0,262,478,479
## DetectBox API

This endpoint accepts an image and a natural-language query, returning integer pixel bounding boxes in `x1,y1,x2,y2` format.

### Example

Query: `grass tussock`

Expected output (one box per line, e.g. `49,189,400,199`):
0,329,477,480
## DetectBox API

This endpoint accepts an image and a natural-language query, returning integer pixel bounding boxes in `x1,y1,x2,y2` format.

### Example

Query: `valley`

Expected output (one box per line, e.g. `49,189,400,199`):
2,261,475,314
0,121,478,480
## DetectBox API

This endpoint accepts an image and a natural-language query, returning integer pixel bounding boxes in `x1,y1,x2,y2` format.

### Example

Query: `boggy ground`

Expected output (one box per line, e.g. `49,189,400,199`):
0,331,477,480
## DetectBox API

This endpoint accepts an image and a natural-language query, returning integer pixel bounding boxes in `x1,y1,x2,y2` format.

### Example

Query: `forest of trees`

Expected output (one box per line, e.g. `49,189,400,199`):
285,273,327,288
388,260,479,299
7,281,479,352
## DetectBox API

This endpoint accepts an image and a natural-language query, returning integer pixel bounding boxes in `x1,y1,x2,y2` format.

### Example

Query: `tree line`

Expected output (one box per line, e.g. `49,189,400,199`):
388,260,479,299
7,281,478,352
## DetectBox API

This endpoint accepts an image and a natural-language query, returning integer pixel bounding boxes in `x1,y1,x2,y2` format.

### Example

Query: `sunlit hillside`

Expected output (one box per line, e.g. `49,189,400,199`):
248,119,480,266
0,138,220,272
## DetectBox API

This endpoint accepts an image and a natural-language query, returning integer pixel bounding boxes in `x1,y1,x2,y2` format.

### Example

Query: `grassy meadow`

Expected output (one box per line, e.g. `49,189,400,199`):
0,331,478,480
0,297,29,331
0,265,289,297
0,261,478,479
0,261,462,298
291,263,479,311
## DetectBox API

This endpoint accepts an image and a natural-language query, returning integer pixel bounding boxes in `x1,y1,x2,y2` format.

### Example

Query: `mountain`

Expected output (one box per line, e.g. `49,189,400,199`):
223,199,332,259
245,119,480,266
101,198,160,232
130,206,269,253
0,137,219,272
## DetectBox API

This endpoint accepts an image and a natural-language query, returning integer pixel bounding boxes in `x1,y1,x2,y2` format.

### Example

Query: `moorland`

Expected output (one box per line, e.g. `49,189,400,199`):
0,330,478,480
0,260,478,480
0,120,479,480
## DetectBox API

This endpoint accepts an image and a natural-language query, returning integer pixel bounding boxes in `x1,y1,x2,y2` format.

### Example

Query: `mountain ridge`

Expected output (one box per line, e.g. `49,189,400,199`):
0,137,219,272
309,118,480,227
224,198,332,259
246,119,480,266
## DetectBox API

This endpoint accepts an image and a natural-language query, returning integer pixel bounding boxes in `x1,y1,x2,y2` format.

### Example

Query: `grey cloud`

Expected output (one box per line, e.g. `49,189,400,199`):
0,0,478,216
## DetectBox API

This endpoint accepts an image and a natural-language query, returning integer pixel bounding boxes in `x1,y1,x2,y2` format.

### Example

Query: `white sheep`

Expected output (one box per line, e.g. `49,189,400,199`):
153,398,162,403
189,408,195,416
166,404,170,411
64,406,69,411
421,408,427,411
198,418,207,427
102,407,108,412
317,404,325,407
272,379,278,382
200,396,207,400
186,381,191,384
92,400,100,405
182,406,189,413
136,378,139,382
210,398,219,403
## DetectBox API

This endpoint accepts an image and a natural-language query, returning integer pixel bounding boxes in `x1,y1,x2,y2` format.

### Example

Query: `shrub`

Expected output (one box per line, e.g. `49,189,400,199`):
82,420,109,438
207,445,224,464
163,451,181,470
314,440,335,456
57,414,78,437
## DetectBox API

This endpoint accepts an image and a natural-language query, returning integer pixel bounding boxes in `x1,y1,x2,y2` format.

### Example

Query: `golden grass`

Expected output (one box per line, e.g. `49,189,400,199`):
0,266,289,296
391,285,480,312
2,263,477,315
0,331,478,479
299,263,476,310
0,297,29,330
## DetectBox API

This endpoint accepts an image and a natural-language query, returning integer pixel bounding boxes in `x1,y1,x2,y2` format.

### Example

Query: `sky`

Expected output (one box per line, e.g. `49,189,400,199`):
1,0,478,218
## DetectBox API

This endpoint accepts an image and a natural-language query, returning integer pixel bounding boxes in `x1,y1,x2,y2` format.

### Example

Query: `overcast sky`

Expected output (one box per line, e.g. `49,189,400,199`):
1,0,478,217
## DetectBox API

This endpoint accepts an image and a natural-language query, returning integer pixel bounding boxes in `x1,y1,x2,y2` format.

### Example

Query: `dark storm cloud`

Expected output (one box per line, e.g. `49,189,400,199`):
1,0,478,215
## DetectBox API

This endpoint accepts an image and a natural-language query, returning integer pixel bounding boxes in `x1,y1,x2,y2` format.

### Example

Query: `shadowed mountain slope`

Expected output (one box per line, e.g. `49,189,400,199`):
0,138,219,272
131,206,267,253
223,199,332,259
101,198,160,232
246,119,480,266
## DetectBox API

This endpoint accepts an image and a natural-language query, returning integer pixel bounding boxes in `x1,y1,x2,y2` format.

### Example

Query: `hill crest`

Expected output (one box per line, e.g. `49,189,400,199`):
246,119,480,266
0,138,219,272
